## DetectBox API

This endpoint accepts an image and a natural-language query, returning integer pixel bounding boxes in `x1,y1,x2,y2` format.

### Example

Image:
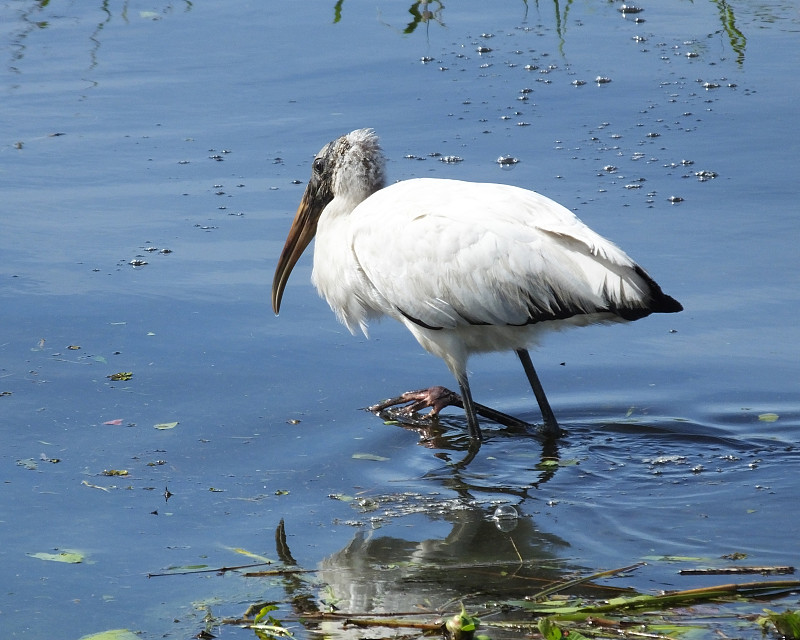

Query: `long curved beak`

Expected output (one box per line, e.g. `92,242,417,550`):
271,187,325,315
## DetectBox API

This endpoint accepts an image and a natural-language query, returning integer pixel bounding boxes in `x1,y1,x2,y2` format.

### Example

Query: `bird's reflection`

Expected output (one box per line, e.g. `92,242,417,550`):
318,508,567,614
268,506,633,638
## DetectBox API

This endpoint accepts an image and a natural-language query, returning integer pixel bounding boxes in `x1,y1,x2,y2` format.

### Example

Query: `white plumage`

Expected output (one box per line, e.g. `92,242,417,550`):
272,129,681,449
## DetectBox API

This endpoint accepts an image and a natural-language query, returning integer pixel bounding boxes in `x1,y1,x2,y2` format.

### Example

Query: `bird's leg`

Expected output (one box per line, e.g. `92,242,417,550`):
455,374,483,444
515,349,561,436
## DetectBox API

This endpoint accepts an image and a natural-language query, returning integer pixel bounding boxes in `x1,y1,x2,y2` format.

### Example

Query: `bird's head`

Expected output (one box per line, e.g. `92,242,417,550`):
271,128,386,314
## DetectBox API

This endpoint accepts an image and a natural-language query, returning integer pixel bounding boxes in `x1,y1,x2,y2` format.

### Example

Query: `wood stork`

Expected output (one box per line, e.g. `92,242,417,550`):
272,128,682,447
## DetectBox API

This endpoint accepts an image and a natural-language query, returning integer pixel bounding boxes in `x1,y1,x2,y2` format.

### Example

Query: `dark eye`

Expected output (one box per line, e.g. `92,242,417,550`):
313,158,324,174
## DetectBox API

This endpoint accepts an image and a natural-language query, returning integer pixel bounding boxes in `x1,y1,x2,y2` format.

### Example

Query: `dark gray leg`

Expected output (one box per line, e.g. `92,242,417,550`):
516,349,560,436
455,373,483,444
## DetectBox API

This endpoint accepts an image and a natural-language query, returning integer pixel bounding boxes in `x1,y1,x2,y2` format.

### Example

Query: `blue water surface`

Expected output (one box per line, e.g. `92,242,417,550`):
1,2,799,639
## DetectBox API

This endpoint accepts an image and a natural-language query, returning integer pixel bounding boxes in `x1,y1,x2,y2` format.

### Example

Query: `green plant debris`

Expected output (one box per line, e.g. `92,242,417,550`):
153,421,178,429
538,616,590,640
643,554,707,563
446,602,480,640
227,546,274,563
107,371,133,381
263,572,800,639
209,522,800,640
102,469,129,476
249,604,295,639
758,412,779,422
535,457,579,470
758,609,800,638
28,549,85,563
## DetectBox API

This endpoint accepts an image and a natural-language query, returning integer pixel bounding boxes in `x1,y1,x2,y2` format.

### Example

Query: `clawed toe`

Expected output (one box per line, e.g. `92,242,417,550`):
368,386,463,417
368,385,542,437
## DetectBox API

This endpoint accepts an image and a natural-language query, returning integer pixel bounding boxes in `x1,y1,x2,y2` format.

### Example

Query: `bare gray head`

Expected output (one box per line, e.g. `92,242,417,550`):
316,128,386,206
272,129,386,314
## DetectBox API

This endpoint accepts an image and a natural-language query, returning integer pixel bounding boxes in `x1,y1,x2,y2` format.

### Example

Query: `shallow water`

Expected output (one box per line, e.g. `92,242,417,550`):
2,1,799,639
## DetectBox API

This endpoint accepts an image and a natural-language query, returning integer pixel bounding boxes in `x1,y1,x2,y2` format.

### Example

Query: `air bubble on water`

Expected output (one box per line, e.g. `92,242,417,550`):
493,504,518,520
492,505,519,531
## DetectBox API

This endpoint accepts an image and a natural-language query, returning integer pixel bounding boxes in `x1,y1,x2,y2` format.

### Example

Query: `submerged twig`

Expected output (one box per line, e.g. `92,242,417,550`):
243,568,319,577
531,561,646,600
148,560,274,578
679,565,795,576
344,617,443,631
563,578,800,616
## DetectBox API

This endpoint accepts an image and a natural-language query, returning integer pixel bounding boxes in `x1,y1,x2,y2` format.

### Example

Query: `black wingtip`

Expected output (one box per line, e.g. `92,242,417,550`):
636,265,683,314
654,293,683,314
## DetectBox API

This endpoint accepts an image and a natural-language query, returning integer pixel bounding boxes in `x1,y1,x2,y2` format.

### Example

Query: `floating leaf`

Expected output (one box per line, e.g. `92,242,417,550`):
108,372,133,381
758,412,779,422
77,630,140,640
28,549,85,564
254,604,280,624
82,480,111,492
67,344,81,350
536,458,579,469
352,452,389,462
102,469,129,476
538,617,563,640
328,493,354,502
154,421,178,430
274,489,290,496
644,555,706,563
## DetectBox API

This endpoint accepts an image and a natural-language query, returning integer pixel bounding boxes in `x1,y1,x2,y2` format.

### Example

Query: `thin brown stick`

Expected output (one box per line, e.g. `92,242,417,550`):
148,561,273,577
679,566,794,576
243,568,319,577
344,617,444,631
531,562,646,600
664,578,800,597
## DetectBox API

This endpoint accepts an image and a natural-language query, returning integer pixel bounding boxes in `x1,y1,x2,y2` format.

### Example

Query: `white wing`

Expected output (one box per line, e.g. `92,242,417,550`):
349,178,658,331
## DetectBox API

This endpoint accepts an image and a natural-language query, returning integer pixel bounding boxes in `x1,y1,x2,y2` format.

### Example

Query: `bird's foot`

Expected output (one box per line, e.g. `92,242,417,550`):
368,387,536,434
368,385,462,418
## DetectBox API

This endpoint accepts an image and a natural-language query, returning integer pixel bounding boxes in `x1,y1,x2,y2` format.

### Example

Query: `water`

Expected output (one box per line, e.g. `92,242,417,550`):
2,2,799,638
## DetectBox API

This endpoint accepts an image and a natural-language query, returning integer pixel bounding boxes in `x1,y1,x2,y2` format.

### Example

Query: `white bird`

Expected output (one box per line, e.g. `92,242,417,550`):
272,129,682,448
